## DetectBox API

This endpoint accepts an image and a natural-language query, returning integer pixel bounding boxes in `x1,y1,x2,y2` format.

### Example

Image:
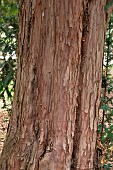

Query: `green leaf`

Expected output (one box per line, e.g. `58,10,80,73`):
103,163,112,170
100,104,110,111
3,71,13,89
105,0,113,10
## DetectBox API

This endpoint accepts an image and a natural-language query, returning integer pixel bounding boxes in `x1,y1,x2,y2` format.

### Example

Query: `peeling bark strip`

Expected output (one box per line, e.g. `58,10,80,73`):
0,0,112,170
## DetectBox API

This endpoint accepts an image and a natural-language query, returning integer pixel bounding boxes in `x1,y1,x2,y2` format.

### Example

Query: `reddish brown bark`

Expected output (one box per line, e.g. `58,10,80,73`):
0,0,112,170
71,1,112,169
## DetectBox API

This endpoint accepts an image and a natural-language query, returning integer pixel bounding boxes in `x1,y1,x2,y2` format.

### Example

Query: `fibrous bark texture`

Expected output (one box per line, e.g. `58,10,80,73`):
71,1,109,169
0,0,112,170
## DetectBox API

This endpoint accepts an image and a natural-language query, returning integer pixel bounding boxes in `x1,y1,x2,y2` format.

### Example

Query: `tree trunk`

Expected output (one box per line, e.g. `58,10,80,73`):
71,1,110,169
0,0,112,170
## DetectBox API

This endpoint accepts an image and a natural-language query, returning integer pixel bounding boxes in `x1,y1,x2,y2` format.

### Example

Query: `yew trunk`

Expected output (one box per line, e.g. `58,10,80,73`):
0,0,112,170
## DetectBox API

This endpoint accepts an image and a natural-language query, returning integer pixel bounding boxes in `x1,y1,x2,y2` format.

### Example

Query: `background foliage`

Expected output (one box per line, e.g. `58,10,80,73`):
98,14,113,169
0,0,18,109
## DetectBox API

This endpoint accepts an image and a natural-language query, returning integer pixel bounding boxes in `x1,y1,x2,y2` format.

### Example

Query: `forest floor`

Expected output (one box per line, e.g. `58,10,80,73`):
0,102,9,156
